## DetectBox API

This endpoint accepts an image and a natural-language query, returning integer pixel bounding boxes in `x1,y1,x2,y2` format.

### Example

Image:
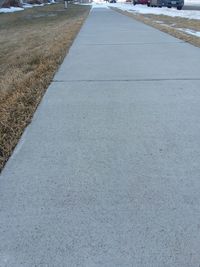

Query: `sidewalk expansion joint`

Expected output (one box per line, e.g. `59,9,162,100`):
79,41,185,46
53,78,200,83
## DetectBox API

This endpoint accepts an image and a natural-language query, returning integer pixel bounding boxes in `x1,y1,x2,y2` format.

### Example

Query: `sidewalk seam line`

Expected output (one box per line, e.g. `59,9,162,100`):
53,78,200,83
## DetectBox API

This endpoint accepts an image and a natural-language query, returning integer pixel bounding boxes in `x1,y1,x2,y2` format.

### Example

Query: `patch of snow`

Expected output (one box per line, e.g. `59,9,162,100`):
155,20,164,23
92,2,109,8
152,18,200,37
0,2,51,13
108,3,200,20
31,3,45,7
77,2,92,5
23,3,33,8
0,6,24,13
178,28,200,36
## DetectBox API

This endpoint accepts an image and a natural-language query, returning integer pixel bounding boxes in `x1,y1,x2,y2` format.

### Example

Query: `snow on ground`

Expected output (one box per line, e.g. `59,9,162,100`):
106,2,200,37
92,2,109,8
0,2,53,13
0,6,24,13
178,28,200,36
23,3,45,8
91,1,200,38
108,2,200,20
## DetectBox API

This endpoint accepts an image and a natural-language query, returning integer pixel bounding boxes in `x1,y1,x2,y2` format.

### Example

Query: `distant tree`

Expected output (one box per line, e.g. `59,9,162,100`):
1,0,22,7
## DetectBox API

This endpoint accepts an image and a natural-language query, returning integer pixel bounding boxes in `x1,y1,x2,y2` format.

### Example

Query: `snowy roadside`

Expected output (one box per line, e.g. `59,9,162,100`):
111,4,200,46
178,28,200,36
155,19,200,37
107,2,200,20
82,1,200,39
100,1,200,39
0,2,55,13
0,6,24,13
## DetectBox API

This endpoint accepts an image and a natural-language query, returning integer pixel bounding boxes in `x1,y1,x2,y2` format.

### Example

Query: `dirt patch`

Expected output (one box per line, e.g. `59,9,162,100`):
0,3,90,171
112,7,200,48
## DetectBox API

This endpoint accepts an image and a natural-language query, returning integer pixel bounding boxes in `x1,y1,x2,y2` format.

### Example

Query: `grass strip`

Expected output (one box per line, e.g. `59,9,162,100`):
0,3,91,171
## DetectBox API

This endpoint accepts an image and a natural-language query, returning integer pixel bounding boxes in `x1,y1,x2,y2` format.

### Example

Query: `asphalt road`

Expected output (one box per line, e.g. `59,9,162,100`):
183,4,200,10
1,7,200,267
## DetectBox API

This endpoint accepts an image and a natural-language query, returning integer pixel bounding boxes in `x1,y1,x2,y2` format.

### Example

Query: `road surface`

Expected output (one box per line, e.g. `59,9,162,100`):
183,4,200,10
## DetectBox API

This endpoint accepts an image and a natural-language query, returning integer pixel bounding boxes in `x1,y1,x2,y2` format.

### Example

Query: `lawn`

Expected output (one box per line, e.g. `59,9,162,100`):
0,3,90,171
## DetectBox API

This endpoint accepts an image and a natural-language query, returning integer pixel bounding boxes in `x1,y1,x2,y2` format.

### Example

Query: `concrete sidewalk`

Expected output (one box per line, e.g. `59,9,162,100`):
1,6,200,267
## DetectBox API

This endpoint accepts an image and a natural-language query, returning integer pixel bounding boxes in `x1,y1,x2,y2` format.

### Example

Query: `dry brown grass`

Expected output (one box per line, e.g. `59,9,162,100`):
0,3,90,171
112,7,200,48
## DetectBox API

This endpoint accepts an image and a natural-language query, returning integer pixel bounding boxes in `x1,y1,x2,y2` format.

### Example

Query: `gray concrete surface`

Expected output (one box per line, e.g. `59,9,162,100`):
1,6,200,267
183,4,200,10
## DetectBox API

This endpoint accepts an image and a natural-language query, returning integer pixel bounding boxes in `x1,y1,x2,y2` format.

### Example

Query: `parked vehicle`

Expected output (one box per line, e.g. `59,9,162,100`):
165,0,184,9
148,0,162,7
149,0,184,9
133,0,149,5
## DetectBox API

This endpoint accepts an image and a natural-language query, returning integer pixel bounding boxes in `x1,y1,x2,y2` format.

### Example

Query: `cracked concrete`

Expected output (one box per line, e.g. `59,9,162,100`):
0,7,200,267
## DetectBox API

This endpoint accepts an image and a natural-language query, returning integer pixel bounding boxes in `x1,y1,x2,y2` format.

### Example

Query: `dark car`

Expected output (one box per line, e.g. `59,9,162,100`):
149,0,184,9
133,0,149,5
165,0,184,9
